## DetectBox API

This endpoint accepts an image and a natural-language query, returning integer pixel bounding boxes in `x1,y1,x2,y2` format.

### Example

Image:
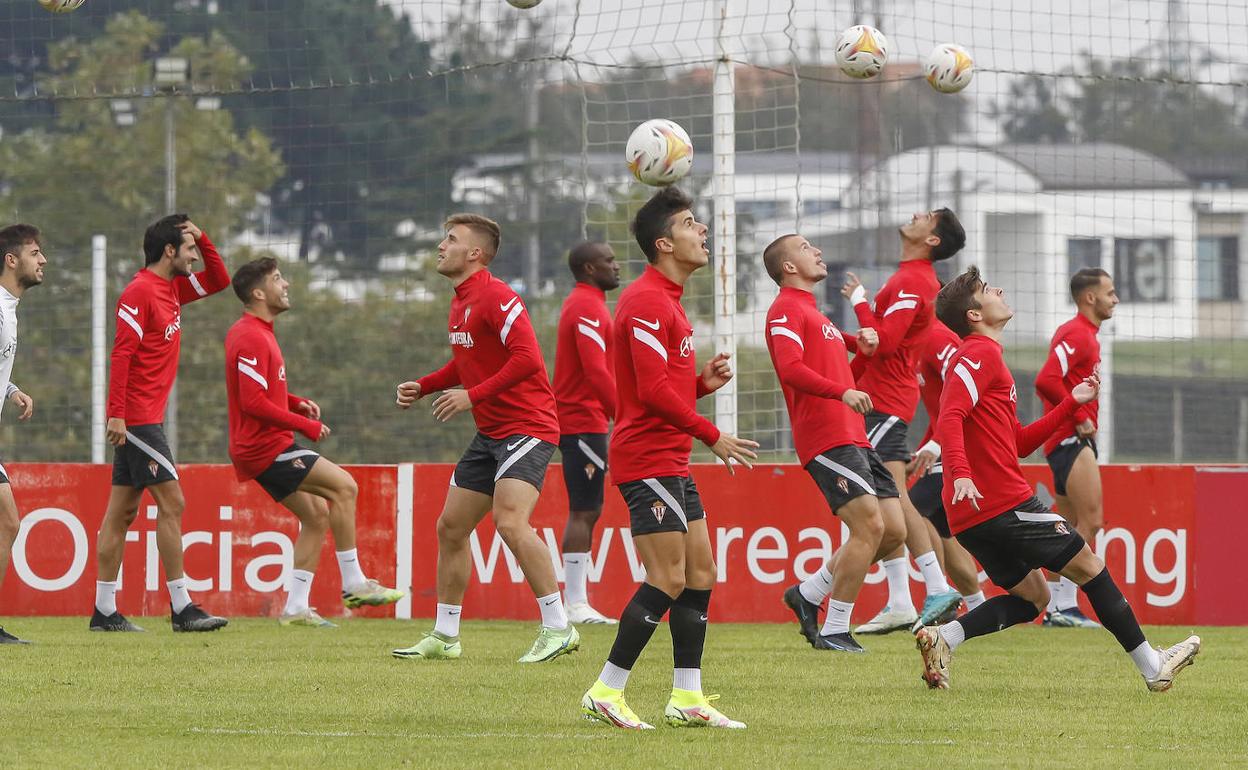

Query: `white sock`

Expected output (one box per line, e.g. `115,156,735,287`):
962,591,986,611
938,620,966,652
95,580,118,615
1056,577,1080,610
167,578,192,613
599,661,630,690
820,598,854,636
915,550,951,596
1129,640,1162,679
563,552,589,605
284,569,314,615
538,591,569,630
335,548,368,593
434,603,462,638
799,563,835,606
673,667,702,693
883,557,916,612
1046,580,1061,613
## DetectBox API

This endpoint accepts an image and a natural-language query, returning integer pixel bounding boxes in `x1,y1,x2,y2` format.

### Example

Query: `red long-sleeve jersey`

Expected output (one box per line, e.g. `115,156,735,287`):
916,320,963,448
416,269,559,444
224,314,322,481
765,286,868,466
851,259,940,421
937,334,1080,533
108,233,230,425
552,283,615,434
610,266,719,484
1034,314,1101,456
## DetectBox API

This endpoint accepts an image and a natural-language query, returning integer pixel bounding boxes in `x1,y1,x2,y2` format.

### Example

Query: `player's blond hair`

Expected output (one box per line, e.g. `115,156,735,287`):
444,213,501,262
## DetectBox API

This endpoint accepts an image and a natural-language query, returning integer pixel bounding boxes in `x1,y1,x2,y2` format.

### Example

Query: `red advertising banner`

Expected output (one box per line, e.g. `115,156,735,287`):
3,462,1244,625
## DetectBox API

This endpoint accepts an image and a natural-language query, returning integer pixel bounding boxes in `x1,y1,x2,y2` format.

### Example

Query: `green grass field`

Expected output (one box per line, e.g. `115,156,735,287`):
3,618,1245,768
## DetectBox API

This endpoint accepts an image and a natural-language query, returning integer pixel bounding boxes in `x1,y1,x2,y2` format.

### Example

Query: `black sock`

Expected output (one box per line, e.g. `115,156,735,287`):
1080,568,1146,651
955,594,1040,641
670,588,711,670
606,583,674,671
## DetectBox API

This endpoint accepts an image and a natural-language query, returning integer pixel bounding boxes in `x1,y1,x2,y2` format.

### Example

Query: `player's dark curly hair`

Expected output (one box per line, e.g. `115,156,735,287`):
935,265,983,338
632,186,694,263
143,213,190,266
232,257,278,305
929,208,966,262
0,223,40,274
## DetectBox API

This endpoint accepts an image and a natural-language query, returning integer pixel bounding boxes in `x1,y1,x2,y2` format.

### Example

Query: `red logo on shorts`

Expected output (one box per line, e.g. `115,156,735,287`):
651,500,667,522
292,458,306,470
836,477,849,495
585,464,596,480
1055,521,1069,535
148,461,159,478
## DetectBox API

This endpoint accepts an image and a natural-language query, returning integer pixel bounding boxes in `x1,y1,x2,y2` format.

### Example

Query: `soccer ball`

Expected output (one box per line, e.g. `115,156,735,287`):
505,0,542,8
38,0,86,11
925,44,975,93
835,25,889,79
625,119,694,186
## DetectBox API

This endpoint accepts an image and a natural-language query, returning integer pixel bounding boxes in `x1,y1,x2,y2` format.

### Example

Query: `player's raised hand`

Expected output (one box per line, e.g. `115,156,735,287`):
296,399,321,420
700,352,734,393
856,327,879,355
840,387,873,414
432,389,473,422
178,219,203,240
8,388,33,421
708,433,759,475
951,476,982,510
396,380,422,409
840,271,867,305
106,417,127,446
1072,372,1101,404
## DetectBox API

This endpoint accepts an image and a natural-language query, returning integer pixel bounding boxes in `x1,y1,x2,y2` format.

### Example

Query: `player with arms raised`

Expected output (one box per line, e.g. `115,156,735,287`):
914,267,1199,692
580,187,758,730
91,215,230,633
393,214,577,663
226,258,403,627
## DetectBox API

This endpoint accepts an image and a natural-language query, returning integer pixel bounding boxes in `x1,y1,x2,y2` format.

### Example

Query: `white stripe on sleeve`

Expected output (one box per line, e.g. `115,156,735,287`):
953,362,980,406
238,362,269,389
188,273,208,297
117,308,144,339
632,326,668,362
883,299,918,317
577,323,606,352
1054,344,1070,376
768,325,804,350
499,302,525,345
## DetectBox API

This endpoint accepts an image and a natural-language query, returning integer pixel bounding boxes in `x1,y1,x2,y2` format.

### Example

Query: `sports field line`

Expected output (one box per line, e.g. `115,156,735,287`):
188,727,610,741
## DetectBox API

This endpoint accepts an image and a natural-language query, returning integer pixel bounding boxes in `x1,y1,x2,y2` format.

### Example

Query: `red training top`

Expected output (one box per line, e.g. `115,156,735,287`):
915,320,963,448
610,266,719,484
851,259,940,422
108,232,230,425
552,283,616,435
225,313,323,481
417,269,559,444
936,334,1079,533
765,286,868,466
1034,314,1101,456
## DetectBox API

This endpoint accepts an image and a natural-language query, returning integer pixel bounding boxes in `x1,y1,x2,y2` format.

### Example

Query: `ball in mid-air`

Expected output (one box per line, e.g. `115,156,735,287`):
38,0,86,12
835,25,889,79
925,43,975,93
625,119,694,187
505,0,543,8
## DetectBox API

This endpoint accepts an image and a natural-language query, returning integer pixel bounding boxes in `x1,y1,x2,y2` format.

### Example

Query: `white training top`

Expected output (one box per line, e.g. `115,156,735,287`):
0,286,22,423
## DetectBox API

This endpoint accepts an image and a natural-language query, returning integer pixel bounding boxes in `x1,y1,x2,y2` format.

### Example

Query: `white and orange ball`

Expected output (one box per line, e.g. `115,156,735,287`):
835,25,889,79
505,0,543,8
625,119,694,187
39,0,86,11
925,44,975,93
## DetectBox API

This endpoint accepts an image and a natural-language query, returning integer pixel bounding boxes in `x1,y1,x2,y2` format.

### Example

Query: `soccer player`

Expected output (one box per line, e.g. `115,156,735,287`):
914,266,1200,692
392,213,577,663
761,234,909,653
91,215,230,633
905,317,985,614
580,187,758,730
225,258,403,628
841,209,966,634
0,224,45,644
552,241,620,625
1034,268,1118,627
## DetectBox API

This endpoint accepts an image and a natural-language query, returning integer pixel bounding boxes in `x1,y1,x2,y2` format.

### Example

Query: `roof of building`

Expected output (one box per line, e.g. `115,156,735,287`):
994,142,1190,190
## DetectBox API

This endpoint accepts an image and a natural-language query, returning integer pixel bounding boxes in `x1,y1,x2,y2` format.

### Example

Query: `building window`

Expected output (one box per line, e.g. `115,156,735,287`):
1197,236,1240,301
1067,237,1101,278
1114,238,1171,302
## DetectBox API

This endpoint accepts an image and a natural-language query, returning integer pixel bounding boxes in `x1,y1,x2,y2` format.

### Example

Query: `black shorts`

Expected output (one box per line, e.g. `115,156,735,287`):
111,423,178,489
618,475,706,536
1046,438,1098,497
452,432,556,497
955,496,1086,589
865,411,910,463
560,433,608,511
804,444,899,514
909,467,951,539
255,444,321,502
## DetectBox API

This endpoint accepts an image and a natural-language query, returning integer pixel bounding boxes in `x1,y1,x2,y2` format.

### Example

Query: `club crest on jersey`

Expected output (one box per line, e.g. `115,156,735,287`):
453,306,472,329
584,464,597,480
679,336,694,358
836,477,849,495
291,458,306,470
0,341,14,359
278,366,287,382
148,461,159,478
1009,384,1018,403
448,330,475,348
164,313,182,342
651,500,667,522
822,323,843,342
1055,520,1069,535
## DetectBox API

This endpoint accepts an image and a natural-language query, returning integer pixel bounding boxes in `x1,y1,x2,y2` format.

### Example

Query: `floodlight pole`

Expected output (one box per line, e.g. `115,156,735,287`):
712,0,738,437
